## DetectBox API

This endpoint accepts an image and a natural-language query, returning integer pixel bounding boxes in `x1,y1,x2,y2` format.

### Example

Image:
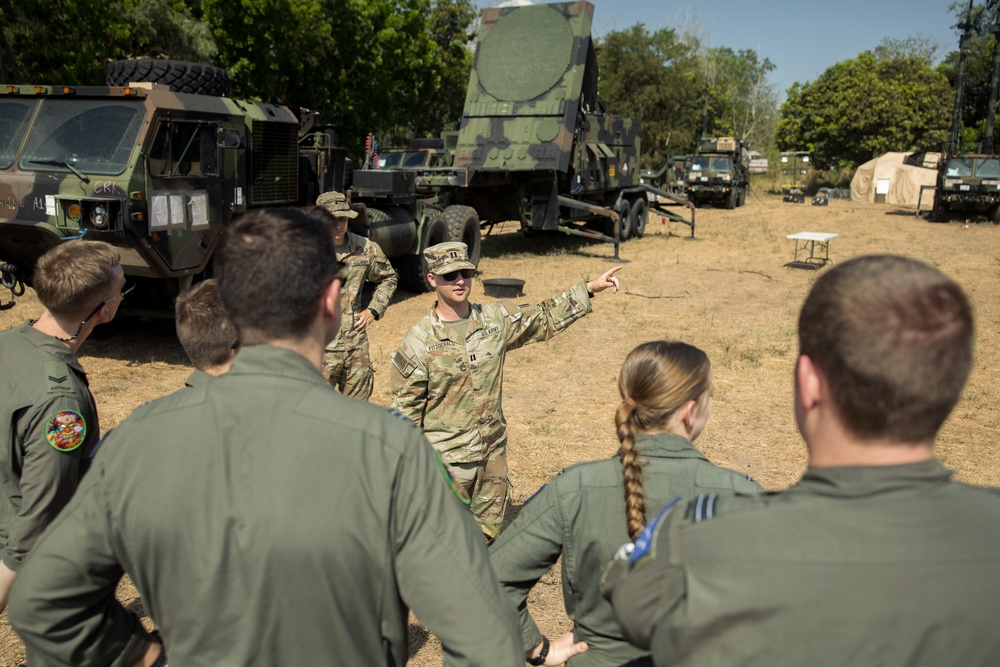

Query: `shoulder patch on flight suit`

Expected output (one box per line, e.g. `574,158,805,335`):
45,410,87,452
435,450,471,506
44,360,74,394
684,493,720,523
630,495,682,564
391,350,417,377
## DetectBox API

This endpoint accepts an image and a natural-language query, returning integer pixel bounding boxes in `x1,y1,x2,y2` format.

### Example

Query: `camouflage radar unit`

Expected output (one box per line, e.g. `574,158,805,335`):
685,137,751,209
351,1,693,292
0,61,346,311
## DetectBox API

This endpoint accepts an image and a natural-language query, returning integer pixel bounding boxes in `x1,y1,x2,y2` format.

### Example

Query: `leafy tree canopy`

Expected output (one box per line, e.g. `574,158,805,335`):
776,51,951,169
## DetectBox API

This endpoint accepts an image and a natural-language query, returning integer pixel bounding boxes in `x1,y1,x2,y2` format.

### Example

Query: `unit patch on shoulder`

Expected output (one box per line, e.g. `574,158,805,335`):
45,410,87,452
435,451,471,506
391,350,417,377
630,495,682,564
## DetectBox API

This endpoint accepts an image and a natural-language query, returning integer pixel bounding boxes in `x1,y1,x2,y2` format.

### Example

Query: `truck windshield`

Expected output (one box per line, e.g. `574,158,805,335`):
691,156,709,172
0,99,37,169
974,158,1000,179
710,157,731,173
18,99,145,176
944,158,973,178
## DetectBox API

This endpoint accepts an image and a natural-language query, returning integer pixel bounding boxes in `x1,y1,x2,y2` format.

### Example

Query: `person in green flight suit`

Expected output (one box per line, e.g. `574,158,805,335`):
602,254,1000,667
174,278,238,387
0,240,126,613
489,340,761,666
8,208,523,667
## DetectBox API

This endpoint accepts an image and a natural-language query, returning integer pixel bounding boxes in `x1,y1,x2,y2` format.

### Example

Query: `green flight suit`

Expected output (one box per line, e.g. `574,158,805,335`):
183,368,214,388
489,433,762,667
9,345,523,667
0,321,99,571
602,459,1000,667
390,281,592,538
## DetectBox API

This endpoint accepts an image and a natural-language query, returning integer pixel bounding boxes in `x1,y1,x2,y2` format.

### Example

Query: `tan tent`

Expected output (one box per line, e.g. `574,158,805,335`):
851,151,939,207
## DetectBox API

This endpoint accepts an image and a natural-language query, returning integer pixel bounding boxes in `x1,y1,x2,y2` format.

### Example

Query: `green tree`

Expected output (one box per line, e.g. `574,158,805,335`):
776,51,951,168
702,46,779,152
0,0,214,84
596,25,704,169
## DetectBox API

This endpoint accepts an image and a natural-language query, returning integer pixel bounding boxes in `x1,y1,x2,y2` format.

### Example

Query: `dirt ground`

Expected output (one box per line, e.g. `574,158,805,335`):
1,193,998,665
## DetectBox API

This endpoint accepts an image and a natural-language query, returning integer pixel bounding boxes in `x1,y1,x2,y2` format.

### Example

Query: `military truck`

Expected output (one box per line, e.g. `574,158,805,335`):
640,155,690,196
351,0,688,291
0,62,347,312
685,137,751,209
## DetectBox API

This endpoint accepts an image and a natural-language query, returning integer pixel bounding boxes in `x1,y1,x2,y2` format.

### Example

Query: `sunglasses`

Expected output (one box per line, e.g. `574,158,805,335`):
437,268,475,282
50,278,135,343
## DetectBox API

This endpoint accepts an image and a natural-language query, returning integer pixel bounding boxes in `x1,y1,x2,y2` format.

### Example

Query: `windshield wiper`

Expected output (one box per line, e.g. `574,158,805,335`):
28,159,91,184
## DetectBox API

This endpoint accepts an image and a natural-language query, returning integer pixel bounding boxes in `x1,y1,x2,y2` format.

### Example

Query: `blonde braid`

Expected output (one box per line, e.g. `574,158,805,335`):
617,401,646,540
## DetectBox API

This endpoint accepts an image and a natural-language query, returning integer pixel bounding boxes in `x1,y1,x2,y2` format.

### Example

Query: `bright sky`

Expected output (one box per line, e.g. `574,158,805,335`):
476,0,962,97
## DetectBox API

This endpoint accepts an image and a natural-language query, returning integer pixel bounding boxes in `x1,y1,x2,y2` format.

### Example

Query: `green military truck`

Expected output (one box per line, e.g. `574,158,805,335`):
351,0,690,291
685,137,750,209
0,62,346,312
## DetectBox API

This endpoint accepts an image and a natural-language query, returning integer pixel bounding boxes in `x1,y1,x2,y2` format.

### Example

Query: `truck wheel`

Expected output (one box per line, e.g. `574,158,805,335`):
738,187,747,207
616,199,633,239
630,197,647,238
443,205,481,265
725,188,737,210
394,212,449,293
929,201,947,223
105,59,231,97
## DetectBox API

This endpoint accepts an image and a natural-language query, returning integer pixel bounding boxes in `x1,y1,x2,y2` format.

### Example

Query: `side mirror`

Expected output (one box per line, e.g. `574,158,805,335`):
220,130,245,149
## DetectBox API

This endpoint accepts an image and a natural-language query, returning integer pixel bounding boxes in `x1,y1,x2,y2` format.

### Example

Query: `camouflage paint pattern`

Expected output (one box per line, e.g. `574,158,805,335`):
389,281,592,463
448,442,511,540
685,137,751,207
0,83,337,307
323,231,397,401
934,154,1000,217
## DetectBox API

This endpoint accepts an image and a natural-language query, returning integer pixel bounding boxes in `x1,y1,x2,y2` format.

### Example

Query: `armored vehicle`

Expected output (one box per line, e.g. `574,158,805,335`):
685,137,750,209
0,65,346,311
351,0,691,291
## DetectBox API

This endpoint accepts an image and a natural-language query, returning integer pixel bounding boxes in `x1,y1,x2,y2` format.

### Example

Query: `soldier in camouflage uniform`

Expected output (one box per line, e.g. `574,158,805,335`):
391,241,621,540
314,192,397,400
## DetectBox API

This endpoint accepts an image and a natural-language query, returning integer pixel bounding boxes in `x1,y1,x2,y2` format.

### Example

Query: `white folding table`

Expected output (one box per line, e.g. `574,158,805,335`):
787,231,838,269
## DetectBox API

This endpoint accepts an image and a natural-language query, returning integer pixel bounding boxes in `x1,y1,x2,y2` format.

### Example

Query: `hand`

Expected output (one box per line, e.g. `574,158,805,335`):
541,631,588,665
353,309,376,333
586,265,623,295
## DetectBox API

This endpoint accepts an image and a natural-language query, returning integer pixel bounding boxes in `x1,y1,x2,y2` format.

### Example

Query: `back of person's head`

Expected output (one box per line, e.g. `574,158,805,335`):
175,279,238,371
215,208,338,344
616,341,712,539
33,240,121,319
799,254,973,443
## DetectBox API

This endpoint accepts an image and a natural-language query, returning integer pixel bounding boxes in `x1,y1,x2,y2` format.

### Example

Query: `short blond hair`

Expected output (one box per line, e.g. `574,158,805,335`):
33,241,121,318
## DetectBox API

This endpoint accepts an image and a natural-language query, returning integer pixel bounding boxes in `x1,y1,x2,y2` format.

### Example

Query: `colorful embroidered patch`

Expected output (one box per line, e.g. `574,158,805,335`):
435,451,471,506
45,410,87,452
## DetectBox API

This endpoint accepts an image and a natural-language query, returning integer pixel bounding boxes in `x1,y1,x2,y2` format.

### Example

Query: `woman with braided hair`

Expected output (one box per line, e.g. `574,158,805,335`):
489,340,762,666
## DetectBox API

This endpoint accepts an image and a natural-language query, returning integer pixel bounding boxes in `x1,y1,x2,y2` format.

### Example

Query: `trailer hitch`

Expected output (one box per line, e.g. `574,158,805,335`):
1,263,25,310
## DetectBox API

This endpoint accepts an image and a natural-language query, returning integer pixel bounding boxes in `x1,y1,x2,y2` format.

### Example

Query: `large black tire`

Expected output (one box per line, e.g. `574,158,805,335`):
725,187,737,210
738,186,747,207
395,212,450,293
616,199,633,239
105,59,231,97
630,197,647,238
442,205,482,265
929,200,948,223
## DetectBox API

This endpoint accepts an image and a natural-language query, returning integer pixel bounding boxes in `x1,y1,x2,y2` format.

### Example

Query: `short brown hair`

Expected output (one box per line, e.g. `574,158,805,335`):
33,241,121,318
175,280,237,371
799,255,974,443
215,208,339,343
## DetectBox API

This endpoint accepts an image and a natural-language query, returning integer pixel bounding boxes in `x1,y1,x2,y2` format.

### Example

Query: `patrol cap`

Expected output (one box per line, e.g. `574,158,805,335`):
316,191,358,219
424,242,476,275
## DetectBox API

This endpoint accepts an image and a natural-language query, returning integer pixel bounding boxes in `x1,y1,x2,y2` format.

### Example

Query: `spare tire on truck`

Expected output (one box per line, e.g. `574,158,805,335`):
105,59,231,97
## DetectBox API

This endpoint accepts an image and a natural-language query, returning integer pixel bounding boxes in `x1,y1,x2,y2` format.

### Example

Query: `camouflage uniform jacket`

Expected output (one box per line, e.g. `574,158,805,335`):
326,232,397,353
0,321,99,571
390,281,591,463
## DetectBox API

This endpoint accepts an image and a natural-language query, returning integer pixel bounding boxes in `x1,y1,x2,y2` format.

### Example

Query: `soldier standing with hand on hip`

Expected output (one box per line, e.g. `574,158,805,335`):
391,241,622,541
313,191,397,400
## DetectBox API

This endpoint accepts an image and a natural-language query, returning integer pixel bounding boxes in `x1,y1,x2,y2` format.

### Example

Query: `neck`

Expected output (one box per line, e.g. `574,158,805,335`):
807,438,936,469
435,299,470,321
31,311,89,354
265,337,324,371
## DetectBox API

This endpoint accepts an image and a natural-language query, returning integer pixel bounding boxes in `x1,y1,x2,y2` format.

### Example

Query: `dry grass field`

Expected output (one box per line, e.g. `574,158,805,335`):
0,193,998,665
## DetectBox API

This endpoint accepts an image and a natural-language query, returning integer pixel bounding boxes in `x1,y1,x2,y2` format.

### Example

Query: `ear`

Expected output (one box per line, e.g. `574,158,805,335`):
321,278,341,321
679,399,698,430
97,302,112,323
795,354,825,413
427,273,437,289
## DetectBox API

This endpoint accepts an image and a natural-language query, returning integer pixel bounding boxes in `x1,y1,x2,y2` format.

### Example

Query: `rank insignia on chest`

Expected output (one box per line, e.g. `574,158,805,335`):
45,410,87,452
